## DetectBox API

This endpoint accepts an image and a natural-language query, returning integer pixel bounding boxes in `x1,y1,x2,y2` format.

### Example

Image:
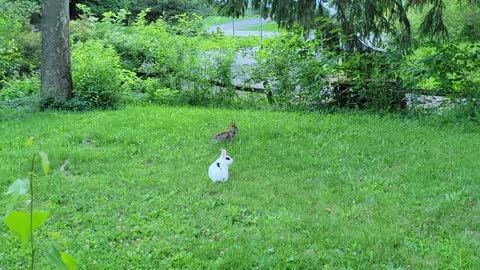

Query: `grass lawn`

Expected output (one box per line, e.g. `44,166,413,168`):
201,15,257,28
238,21,280,32
0,106,479,269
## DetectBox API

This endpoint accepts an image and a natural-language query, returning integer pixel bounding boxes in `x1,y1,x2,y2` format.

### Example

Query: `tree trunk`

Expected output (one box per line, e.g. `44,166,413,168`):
41,0,72,102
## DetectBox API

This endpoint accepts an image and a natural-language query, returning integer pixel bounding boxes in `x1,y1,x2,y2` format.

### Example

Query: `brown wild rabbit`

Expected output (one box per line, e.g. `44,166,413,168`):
211,122,238,144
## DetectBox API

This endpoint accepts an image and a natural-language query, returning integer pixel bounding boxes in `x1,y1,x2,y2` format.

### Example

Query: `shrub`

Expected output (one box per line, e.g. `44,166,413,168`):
0,0,39,41
0,0,40,80
68,8,257,109
402,43,480,98
253,30,333,110
16,31,41,70
72,40,135,110
0,41,23,87
167,13,206,37
138,78,180,105
338,51,407,111
0,76,40,101
70,4,97,43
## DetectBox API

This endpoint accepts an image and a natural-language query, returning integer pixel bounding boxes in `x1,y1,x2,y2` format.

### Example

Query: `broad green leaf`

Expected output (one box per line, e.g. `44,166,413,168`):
61,252,78,270
46,246,78,270
5,210,49,248
38,151,50,176
4,178,29,197
46,246,68,270
4,179,29,214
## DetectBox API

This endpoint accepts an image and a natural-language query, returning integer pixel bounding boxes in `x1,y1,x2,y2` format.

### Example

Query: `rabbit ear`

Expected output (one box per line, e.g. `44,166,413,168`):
220,148,227,157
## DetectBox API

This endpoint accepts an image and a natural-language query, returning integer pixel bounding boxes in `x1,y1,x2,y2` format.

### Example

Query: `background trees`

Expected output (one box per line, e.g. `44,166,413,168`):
251,0,480,51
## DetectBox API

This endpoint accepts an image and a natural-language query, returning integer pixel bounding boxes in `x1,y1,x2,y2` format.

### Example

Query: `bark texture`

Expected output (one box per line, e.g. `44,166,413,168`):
41,0,72,101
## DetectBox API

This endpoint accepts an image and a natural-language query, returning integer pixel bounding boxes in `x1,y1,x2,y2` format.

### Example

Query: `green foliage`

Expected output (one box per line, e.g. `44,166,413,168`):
0,76,40,101
338,51,406,111
15,31,42,70
213,0,248,18
70,4,97,43
71,0,215,22
71,40,135,110
129,0,213,21
138,78,180,105
79,9,244,107
409,1,480,42
251,1,480,51
254,30,333,110
0,1,40,89
167,13,206,36
4,178,29,214
402,43,480,97
46,246,78,270
238,20,279,32
201,15,238,27
253,29,409,112
3,149,78,269
0,41,23,87
5,210,49,248
39,150,50,175
0,0,39,41
72,0,132,17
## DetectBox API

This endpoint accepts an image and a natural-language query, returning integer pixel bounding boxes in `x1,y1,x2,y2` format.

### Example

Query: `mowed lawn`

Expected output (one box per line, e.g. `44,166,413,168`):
0,106,479,269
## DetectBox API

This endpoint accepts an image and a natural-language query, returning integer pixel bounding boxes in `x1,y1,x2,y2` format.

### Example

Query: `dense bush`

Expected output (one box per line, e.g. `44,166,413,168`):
0,0,41,89
70,0,213,21
253,30,335,110
0,41,23,88
0,0,39,41
74,8,241,107
15,32,41,69
71,40,136,110
338,51,406,111
166,13,206,37
0,76,39,101
402,43,480,98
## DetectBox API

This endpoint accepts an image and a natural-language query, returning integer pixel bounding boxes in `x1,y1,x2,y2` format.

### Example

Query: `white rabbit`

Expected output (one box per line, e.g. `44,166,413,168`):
208,148,233,183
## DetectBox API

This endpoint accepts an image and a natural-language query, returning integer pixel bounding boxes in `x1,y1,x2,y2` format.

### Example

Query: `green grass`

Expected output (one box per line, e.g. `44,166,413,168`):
201,15,256,28
238,21,280,32
0,106,479,269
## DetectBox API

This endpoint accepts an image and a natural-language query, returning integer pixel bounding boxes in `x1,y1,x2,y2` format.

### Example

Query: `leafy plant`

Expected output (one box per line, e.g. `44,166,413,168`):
0,40,23,87
4,146,77,269
0,76,40,101
0,0,39,41
253,29,333,110
338,51,406,111
402,43,480,98
71,40,136,110
16,31,41,71
167,13,206,37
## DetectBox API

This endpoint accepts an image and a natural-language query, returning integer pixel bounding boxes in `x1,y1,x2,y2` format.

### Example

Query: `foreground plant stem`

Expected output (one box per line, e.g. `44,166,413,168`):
29,154,36,270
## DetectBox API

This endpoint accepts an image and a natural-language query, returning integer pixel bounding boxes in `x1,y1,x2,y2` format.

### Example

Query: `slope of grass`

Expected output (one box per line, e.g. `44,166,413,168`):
238,21,279,32
201,15,256,28
0,106,479,269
